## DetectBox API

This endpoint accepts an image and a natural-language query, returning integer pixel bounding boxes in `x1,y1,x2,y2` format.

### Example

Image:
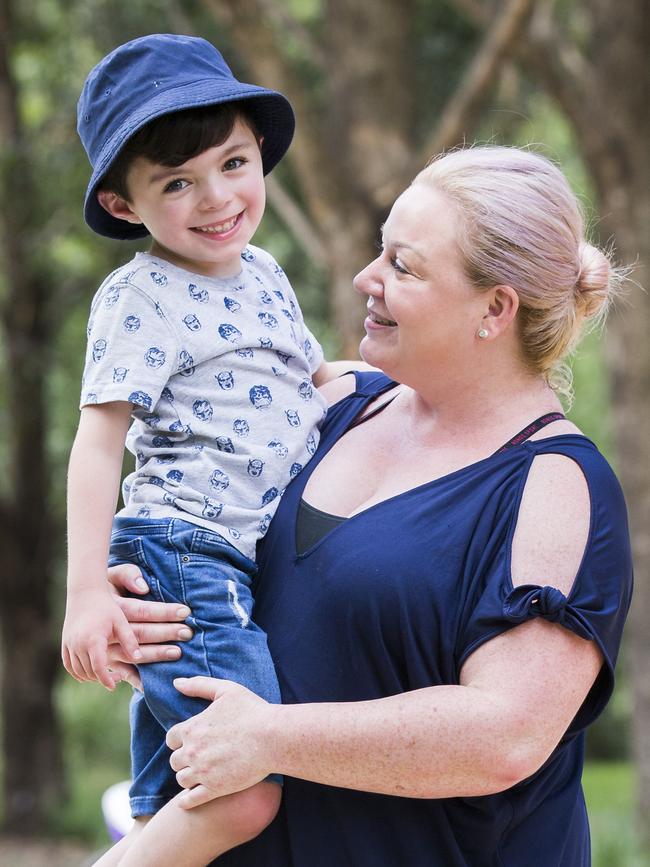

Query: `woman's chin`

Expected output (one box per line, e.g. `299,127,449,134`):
360,339,394,378
359,335,380,365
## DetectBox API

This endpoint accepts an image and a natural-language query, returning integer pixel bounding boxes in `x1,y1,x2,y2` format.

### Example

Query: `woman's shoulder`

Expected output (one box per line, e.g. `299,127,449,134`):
315,370,396,439
525,431,624,501
519,434,631,578
318,369,395,407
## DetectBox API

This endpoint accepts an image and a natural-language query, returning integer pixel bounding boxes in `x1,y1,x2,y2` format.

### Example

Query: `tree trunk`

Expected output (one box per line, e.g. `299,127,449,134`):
587,0,650,839
0,0,64,832
521,0,650,840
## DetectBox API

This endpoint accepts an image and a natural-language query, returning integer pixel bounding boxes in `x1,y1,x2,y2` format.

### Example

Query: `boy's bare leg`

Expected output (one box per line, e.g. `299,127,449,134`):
116,781,281,867
91,817,149,866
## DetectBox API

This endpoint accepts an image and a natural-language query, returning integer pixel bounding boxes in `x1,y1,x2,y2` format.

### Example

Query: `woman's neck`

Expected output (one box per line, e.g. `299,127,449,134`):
397,367,562,452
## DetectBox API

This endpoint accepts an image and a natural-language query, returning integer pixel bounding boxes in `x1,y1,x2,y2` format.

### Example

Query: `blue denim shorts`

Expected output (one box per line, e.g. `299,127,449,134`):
109,516,281,817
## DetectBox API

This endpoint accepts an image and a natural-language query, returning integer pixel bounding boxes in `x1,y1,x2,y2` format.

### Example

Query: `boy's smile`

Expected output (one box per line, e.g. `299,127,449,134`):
101,118,266,279
192,213,243,236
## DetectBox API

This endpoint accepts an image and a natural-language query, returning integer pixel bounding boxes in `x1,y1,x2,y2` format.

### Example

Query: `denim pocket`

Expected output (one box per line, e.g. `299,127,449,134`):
188,529,257,582
108,537,163,602
188,529,231,557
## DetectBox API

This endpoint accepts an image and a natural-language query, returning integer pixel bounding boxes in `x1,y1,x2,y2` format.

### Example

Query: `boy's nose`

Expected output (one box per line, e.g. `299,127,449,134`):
200,177,233,210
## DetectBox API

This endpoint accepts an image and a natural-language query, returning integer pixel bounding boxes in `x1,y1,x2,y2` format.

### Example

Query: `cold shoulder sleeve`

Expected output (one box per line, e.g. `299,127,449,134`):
457,439,633,732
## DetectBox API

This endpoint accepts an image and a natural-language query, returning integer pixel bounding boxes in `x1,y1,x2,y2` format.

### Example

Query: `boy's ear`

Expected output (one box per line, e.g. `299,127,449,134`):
97,190,143,225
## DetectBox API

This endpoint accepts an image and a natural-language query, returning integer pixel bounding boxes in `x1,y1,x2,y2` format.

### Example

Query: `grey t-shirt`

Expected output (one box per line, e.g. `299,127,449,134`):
81,246,327,559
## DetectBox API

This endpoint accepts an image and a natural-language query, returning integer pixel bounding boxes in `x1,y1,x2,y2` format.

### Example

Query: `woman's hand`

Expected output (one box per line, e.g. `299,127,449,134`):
167,676,277,808
106,563,193,689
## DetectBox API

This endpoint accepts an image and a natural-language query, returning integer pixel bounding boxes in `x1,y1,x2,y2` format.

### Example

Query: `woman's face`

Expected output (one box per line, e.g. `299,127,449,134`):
354,182,486,384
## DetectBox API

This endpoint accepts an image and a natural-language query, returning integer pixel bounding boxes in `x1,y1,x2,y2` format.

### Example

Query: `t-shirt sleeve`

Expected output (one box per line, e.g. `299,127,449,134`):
80,279,179,412
257,248,325,374
456,447,633,733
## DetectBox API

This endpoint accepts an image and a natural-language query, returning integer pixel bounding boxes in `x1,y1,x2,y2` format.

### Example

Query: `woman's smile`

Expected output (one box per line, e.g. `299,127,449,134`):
365,307,398,328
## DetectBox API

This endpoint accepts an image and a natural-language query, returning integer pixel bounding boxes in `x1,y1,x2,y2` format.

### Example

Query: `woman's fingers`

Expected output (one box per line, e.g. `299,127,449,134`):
107,563,149,595
179,784,216,810
167,724,183,754
125,621,193,645
175,767,196,789
116,596,191,624
165,685,273,801
108,641,182,665
172,676,226,701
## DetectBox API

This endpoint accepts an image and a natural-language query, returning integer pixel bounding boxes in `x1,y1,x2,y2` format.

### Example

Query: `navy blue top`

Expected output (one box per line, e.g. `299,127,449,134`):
218,372,633,867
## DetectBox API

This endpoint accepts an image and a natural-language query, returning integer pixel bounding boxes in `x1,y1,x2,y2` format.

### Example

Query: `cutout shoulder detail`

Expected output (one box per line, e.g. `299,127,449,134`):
510,453,591,597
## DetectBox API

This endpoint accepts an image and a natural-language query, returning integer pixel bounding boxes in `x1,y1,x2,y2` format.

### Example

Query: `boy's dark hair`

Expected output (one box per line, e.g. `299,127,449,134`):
99,101,260,200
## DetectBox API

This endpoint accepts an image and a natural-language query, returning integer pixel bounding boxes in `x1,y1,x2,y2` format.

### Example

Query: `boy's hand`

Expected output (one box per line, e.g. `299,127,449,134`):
62,587,142,690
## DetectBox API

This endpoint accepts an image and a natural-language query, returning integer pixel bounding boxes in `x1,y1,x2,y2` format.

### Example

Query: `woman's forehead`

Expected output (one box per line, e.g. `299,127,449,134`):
383,183,458,250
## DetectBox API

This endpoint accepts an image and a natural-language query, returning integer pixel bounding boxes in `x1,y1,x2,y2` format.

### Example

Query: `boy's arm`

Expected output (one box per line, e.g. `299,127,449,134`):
62,401,141,689
312,359,377,388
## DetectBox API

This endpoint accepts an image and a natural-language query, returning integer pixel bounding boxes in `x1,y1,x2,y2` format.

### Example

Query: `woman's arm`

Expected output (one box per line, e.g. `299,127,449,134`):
167,454,603,807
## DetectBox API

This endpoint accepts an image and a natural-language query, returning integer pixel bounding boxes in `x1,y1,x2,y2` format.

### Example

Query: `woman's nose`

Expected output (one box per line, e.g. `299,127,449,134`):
353,257,383,297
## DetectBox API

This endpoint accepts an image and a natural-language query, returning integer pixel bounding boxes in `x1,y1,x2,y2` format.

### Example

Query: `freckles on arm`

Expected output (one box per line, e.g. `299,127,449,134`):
256,454,603,797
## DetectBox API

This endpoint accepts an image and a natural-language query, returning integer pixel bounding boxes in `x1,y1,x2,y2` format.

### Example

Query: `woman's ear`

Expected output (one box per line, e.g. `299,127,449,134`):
480,285,519,337
97,190,143,225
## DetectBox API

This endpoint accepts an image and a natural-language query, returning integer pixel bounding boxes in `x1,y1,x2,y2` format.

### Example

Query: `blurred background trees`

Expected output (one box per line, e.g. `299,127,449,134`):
0,0,647,862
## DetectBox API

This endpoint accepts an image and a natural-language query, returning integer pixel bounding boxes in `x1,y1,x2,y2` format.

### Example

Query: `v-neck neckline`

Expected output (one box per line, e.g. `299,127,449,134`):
293,375,590,560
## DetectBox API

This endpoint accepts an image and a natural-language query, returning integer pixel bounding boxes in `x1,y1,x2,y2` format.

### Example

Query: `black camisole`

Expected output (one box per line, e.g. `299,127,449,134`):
295,402,564,555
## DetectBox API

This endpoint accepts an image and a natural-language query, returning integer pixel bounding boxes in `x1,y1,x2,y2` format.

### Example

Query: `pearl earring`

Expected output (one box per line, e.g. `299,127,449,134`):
477,328,489,340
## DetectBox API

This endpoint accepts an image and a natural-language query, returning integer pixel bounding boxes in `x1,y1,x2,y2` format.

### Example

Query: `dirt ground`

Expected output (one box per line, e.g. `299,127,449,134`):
0,837,99,867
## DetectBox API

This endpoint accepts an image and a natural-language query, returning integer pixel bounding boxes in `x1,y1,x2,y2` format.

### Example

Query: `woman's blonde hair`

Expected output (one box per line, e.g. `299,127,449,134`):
415,146,621,403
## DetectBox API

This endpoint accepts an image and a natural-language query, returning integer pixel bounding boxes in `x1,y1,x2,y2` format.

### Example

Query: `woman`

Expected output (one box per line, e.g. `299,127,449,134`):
109,146,632,866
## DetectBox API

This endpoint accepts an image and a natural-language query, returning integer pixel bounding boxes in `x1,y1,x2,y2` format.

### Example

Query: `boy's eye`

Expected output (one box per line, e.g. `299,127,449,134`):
223,157,248,171
163,178,189,193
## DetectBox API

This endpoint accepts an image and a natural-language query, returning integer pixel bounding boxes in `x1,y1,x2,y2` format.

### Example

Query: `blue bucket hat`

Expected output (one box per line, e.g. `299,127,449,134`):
78,33,295,240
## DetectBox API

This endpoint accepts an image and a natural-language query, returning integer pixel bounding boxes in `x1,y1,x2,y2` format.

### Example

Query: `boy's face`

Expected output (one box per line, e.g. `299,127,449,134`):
101,118,266,279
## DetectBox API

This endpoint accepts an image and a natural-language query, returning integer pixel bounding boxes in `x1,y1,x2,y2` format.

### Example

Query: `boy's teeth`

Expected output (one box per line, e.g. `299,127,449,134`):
195,216,238,234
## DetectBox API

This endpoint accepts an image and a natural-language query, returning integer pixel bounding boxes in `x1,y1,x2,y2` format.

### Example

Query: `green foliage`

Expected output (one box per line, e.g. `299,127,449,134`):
55,678,131,843
584,763,650,867
413,0,481,138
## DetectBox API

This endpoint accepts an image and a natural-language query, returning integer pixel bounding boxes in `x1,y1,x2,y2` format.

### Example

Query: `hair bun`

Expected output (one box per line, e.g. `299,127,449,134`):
575,243,611,317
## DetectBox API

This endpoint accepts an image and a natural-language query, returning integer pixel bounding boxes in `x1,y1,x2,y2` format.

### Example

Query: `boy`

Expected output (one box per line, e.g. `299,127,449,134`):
62,33,339,866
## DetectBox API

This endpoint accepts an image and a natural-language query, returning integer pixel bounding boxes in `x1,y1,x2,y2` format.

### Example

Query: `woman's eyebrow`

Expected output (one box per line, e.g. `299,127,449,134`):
392,241,426,262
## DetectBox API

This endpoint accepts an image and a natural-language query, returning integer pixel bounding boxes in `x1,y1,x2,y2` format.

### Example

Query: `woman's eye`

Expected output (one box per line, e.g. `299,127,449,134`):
163,179,189,193
390,256,409,274
223,157,248,171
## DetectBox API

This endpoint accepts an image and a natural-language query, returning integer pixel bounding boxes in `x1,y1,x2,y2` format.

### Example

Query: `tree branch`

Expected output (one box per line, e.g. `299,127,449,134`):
521,2,603,144
202,0,337,226
418,0,536,164
264,174,328,267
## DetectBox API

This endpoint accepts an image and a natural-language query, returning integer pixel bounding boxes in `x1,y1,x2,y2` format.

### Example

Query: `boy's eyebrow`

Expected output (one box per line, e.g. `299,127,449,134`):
147,140,256,184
